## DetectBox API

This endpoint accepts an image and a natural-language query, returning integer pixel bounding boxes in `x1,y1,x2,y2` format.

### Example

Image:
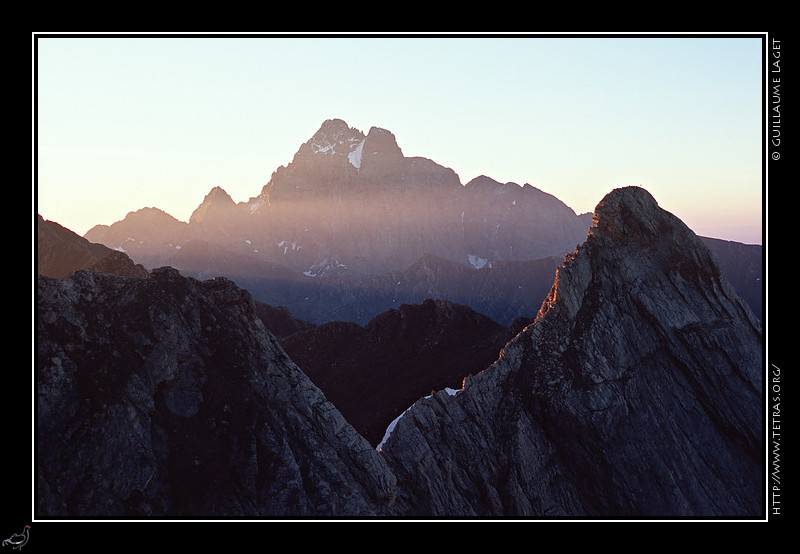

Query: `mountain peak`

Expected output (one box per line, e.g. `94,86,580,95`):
203,185,234,204
542,185,744,323
464,175,502,192
316,117,352,136
189,186,237,225
363,126,403,158
306,118,365,158
590,186,679,245
302,120,404,170
379,186,763,517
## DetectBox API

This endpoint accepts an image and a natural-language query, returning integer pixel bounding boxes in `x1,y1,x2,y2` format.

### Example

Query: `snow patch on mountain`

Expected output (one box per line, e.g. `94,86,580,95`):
303,258,347,277
309,120,365,164
248,197,263,213
277,240,300,255
311,140,337,155
376,387,461,452
349,139,365,169
468,254,490,269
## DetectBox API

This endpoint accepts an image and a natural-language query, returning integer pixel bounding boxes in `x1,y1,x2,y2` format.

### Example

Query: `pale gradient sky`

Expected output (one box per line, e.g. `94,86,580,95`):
35,33,764,244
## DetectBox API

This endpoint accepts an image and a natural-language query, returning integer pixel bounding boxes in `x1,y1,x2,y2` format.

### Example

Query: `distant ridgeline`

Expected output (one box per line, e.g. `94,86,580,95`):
80,119,762,326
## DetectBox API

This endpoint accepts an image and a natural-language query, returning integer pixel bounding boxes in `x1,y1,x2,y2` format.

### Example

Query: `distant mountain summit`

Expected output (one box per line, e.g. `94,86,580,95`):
78,119,761,325
307,118,366,156
267,119,450,196
189,185,241,225
84,207,189,270
250,119,444,211
379,186,762,517
460,175,593,262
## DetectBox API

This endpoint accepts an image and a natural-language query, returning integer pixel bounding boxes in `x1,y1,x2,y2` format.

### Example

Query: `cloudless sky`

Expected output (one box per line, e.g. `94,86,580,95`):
35,33,764,243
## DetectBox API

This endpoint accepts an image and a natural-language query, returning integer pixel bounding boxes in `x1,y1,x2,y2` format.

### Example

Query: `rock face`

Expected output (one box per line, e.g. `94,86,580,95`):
378,186,763,517
36,267,396,517
700,236,762,320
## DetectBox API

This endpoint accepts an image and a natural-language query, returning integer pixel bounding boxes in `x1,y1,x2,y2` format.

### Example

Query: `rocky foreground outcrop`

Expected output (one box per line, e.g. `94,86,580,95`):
378,186,763,517
36,186,763,518
36,267,395,517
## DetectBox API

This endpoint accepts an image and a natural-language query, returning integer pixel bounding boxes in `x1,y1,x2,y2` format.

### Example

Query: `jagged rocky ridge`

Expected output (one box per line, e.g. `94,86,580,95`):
378,186,763,517
36,186,763,518
36,268,396,517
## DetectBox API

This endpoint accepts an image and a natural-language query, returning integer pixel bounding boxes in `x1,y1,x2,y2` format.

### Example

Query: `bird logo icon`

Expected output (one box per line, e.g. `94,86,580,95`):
2,526,29,550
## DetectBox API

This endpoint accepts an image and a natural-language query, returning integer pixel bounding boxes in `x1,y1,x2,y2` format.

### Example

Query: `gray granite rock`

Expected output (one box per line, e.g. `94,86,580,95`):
379,186,762,517
36,267,396,517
